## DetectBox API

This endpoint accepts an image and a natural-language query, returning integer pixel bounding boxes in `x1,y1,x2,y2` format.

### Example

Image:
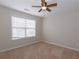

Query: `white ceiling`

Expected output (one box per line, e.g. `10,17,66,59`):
0,0,79,17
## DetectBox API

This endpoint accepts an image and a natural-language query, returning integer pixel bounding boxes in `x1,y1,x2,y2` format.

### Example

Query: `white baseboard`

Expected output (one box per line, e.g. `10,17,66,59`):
44,40,79,52
0,40,40,53
0,40,79,53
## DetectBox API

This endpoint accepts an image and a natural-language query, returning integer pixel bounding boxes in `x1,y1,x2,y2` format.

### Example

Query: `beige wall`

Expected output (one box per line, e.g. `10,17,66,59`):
0,4,79,52
43,12,79,50
0,5,42,51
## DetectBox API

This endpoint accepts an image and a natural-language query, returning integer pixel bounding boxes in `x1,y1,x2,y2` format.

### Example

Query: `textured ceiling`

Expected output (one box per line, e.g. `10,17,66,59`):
0,0,79,17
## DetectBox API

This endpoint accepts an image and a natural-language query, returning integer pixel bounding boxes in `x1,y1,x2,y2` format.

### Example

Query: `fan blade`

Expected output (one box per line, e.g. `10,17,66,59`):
47,3,57,7
38,9,42,12
46,8,51,12
32,6,41,7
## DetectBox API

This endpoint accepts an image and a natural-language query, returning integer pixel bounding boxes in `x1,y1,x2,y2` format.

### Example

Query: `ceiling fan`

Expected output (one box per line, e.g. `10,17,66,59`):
32,0,57,12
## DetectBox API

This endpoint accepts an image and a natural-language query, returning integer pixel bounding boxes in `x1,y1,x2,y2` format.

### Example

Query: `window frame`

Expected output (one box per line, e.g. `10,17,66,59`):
12,16,36,40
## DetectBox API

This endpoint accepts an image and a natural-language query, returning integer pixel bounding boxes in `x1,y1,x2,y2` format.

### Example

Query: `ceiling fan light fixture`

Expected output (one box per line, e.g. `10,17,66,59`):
32,0,57,12
41,6,47,10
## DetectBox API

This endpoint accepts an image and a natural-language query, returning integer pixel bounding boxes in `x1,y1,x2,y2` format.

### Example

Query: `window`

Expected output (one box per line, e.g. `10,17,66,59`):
12,16,36,40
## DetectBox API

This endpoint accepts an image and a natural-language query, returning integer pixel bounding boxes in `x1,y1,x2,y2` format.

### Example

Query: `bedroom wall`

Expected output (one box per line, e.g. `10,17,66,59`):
0,5,42,51
43,11,79,51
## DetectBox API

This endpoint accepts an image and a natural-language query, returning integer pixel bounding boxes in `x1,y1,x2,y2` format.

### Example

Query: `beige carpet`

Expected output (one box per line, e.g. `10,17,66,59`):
0,42,79,59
